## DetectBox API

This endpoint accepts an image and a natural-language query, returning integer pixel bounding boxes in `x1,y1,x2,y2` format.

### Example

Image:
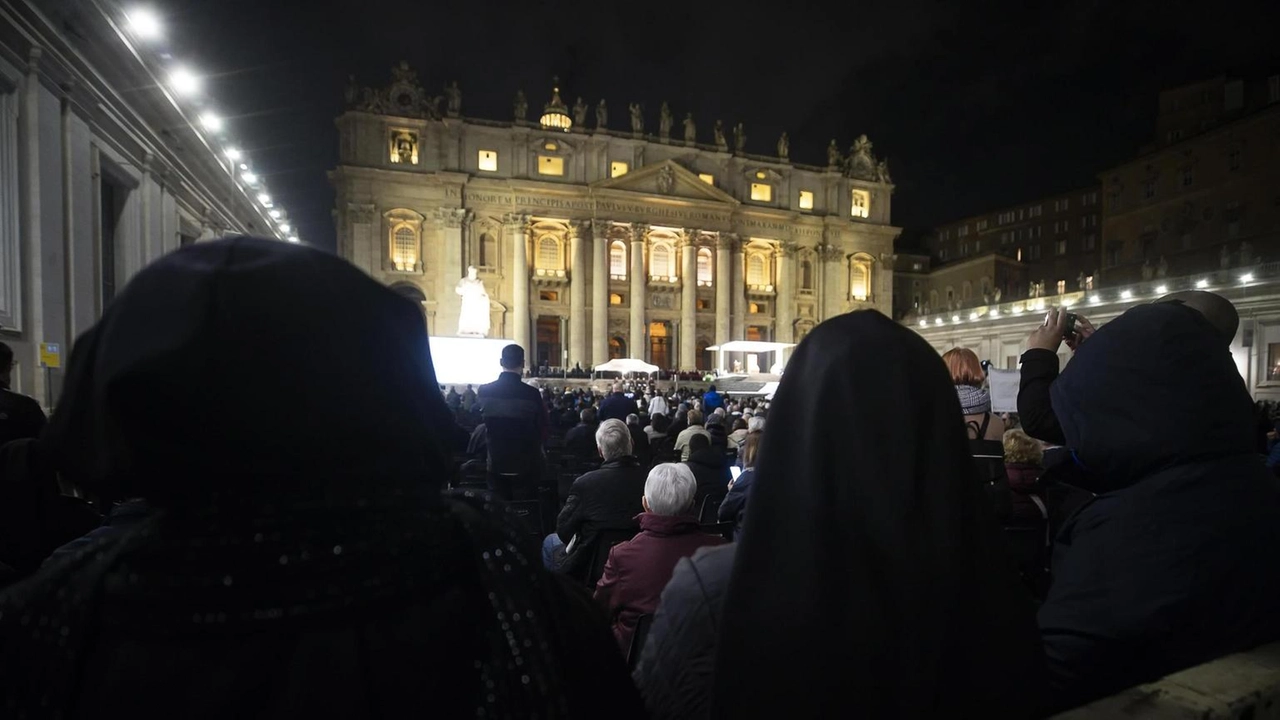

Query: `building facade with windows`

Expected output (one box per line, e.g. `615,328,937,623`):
1,0,281,404
331,65,900,371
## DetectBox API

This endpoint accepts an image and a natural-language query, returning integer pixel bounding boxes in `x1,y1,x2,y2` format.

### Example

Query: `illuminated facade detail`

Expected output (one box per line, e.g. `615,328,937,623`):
697,247,713,287
609,241,627,279
389,130,418,164
537,155,564,176
750,182,772,202
851,189,870,219
850,253,873,301
698,173,714,185
799,190,814,210
610,161,629,178
478,150,498,172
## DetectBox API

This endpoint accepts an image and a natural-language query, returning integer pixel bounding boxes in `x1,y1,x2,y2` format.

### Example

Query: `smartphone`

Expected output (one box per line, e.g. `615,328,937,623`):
1062,313,1079,339
730,466,742,482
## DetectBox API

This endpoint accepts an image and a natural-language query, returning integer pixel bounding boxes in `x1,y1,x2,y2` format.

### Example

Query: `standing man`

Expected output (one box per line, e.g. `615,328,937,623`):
477,345,547,500
702,384,723,414
599,383,635,423
647,391,669,419
0,342,47,449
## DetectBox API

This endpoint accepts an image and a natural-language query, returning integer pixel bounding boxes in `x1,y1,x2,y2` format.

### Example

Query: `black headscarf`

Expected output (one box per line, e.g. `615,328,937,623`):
0,238,640,718
713,311,1046,718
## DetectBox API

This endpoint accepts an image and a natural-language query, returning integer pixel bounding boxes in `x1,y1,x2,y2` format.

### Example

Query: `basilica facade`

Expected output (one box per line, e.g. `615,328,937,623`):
331,64,901,371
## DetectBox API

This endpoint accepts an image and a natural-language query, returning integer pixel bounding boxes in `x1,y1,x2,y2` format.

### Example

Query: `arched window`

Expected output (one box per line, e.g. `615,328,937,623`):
609,336,626,359
650,243,675,280
800,257,814,290
610,241,627,279
536,236,561,272
696,247,713,286
850,253,872,301
478,233,497,268
747,253,767,287
391,225,418,271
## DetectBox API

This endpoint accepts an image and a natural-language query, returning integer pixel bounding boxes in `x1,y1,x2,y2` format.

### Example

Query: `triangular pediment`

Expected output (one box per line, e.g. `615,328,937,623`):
592,159,739,205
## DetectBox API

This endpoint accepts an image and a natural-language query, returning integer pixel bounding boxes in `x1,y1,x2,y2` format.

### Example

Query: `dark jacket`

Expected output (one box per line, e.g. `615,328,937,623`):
0,388,46,450
44,499,154,566
633,543,737,720
628,424,651,466
478,372,546,474
556,457,647,578
598,393,634,423
1017,348,1066,446
684,448,730,514
705,422,728,452
717,467,755,525
1038,303,1280,712
564,422,600,463
1004,462,1046,527
594,513,726,652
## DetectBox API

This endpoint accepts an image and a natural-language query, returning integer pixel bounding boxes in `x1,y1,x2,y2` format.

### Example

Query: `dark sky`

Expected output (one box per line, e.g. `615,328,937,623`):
159,0,1277,252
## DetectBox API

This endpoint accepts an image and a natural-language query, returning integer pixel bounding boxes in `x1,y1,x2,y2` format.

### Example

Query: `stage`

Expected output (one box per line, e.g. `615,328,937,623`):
428,336,515,386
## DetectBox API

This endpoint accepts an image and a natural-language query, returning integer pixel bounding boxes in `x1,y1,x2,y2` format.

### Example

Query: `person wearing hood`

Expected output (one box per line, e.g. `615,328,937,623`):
594,463,725,653
682,433,730,514
0,238,642,718
711,310,1046,718
1038,300,1280,712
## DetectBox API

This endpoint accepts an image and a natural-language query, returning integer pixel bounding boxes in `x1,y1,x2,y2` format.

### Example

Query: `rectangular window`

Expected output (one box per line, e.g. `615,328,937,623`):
798,190,814,210
539,290,559,302
960,242,970,256
537,155,564,176
478,150,498,172
1028,244,1042,261
610,161,629,178
696,298,710,310
750,183,773,202
977,220,988,231
1056,280,1066,295
1267,344,1280,380
1084,234,1096,251
610,293,625,306
958,225,969,237
1056,239,1067,255
698,173,715,185
1031,205,1042,217
850,189,870,219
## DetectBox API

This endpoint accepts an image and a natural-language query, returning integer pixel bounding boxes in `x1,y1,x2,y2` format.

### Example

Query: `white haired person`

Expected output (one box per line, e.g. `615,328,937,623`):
594,463,726,653
543,419,646,579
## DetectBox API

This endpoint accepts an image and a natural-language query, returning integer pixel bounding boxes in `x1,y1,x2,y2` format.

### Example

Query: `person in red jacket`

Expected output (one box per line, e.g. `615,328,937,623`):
594,462,726,654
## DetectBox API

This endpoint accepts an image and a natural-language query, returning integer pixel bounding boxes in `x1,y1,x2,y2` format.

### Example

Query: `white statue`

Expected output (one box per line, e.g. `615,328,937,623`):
455,266,490,337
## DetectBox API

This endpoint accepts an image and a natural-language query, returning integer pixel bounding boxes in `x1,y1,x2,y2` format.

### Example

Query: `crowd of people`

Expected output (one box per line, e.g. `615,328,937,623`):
0,236,1278,717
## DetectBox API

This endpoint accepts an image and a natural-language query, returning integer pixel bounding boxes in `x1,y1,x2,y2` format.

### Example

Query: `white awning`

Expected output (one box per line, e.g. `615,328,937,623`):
592,358,660,374
704,341,797,353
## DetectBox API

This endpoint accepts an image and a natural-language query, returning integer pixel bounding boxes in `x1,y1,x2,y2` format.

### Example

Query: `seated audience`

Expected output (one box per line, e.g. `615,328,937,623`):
0,238,642,717
1002,429,1048,527
747,415,765,433
705,416,728,452
564,407,600,462
594,463,726,653
1038,300,1280,712
710,311,1045,717
718,430,761,532
626,413,651,466
544,419,647,577
673,409,709,462
943,347,1004,441
683,434,730,515
667,403,690,438
645,413,669,442
727,418,749,450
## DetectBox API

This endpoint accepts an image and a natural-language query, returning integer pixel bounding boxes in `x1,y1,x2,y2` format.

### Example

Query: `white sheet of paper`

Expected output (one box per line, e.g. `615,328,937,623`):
988,368,1021,414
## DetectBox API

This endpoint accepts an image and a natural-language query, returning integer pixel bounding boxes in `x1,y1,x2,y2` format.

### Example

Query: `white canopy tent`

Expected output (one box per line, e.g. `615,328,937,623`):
705,341,797,374
592,358,661,375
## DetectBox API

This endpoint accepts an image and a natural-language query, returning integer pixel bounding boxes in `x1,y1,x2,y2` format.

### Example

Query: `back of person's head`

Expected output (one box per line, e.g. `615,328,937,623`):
733,418,748,432
942,347,985,388
580,407,597,424
644,463,696,516
689,433,711,453
741,430,763,469
688,409,703,426
1155,290,1239,343
748,416,765,432
1002,429,1043,466
651,413,670,433
500,344,525,371
595,418,633,461
626,413,640,427
708,384,717,392
612,382,623,393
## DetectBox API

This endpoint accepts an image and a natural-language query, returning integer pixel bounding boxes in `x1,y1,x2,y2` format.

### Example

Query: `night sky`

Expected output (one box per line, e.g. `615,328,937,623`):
155,0,1276,252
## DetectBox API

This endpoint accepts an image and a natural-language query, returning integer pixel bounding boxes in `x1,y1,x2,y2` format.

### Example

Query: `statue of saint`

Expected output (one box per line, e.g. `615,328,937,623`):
827,139,842,168
445,81,462,116
734,122,746,153
713,120,727,150
683,112,696,143
876,159,893,184
629,102,644,134
456,266,491,338
777,132,789,159
573,97,588,127
513,90,528,121
596,99,608,129
659,102,672,139
1141,258,1154,280
846,134,876,179
344,74,358,105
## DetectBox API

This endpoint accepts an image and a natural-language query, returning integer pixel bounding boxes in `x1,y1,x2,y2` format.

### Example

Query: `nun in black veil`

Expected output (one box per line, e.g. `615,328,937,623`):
712,311,1046,718
0,238,641,719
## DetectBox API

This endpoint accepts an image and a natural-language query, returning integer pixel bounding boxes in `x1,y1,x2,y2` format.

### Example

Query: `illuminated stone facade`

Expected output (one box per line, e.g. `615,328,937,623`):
330,65,901,370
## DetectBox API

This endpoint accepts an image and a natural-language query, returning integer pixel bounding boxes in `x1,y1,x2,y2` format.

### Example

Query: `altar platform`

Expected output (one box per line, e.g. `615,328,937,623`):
428,336,515,386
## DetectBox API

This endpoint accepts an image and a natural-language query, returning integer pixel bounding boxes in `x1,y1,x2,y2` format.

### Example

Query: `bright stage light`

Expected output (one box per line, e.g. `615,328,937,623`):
1120,289,1133,299
1241,273,1254,284
256,192,271,205
1195,279,1209,289
126,7,163,40
199,112,223,131
1155,284,1168,294
269,209,281,219
279,223,291,233
429,337,516,385
225,147,242,161
169,66,201,96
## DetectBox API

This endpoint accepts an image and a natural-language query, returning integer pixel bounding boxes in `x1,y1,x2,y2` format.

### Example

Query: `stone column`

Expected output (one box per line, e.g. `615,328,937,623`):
680,230,698,370
591,221,608,365
775,241,796,343
60,83,76,344
629,223,648,361
568,222,586,368
438,208,468,336
505,213,531,354
20,48,45,402
731,238,746,344
715,233,732,356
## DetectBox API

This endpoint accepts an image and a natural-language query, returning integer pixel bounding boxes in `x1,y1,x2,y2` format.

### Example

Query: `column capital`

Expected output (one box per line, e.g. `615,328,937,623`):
629,222,649,242
567,219,590,240
777,240,799,258
502,212,531,231
715,232,740,252
435,207,471,228
818,243,845,263
347,203,376,225
678,228,702,248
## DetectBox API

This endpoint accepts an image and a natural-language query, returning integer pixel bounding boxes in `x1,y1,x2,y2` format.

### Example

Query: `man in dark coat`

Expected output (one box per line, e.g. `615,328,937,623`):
545,419,647,578
0,342,47,449
683,433,730,517
598,383,635,423
564,407,600,463
594,463,725,653
626,413,651,466
1038,301,1280,712
477,345,547,499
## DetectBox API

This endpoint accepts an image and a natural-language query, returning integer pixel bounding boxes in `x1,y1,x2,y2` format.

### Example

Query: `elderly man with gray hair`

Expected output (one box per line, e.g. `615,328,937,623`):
594,463,726,653
543,419,647,579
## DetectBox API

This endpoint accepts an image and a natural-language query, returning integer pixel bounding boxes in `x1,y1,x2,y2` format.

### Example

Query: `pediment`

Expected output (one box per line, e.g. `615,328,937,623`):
592,160,738,205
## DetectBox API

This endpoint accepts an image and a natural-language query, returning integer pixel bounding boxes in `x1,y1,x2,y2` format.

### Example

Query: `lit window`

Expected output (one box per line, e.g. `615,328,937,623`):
610,161,629,178
798,190,814,210
609,241,627,279
478,233,497,267
536,236,561,270
610,293,624,306
850,189,870,219
697,247,713,286
755,171,766,180
544,141,558,151
696,298,710,310
749,302,760,314
539,290,559,302
800,258,813,290
850,255,871,301
1056,280,1066,295
478,150,498,172
698,173,714,185
537,155,564,176
650,243,676,279
750,183,772,202
391,225,417,271
747,253,767,286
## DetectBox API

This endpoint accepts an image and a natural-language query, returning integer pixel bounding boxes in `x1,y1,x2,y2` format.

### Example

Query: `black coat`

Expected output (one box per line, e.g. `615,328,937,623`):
684,448,730,514
477,373,546,474
598,392,635,423
0,388,46,450
563,422,600,463
556,457,647,578
628,425,651,466
1039,302,1280,712
1017,348,1066,446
